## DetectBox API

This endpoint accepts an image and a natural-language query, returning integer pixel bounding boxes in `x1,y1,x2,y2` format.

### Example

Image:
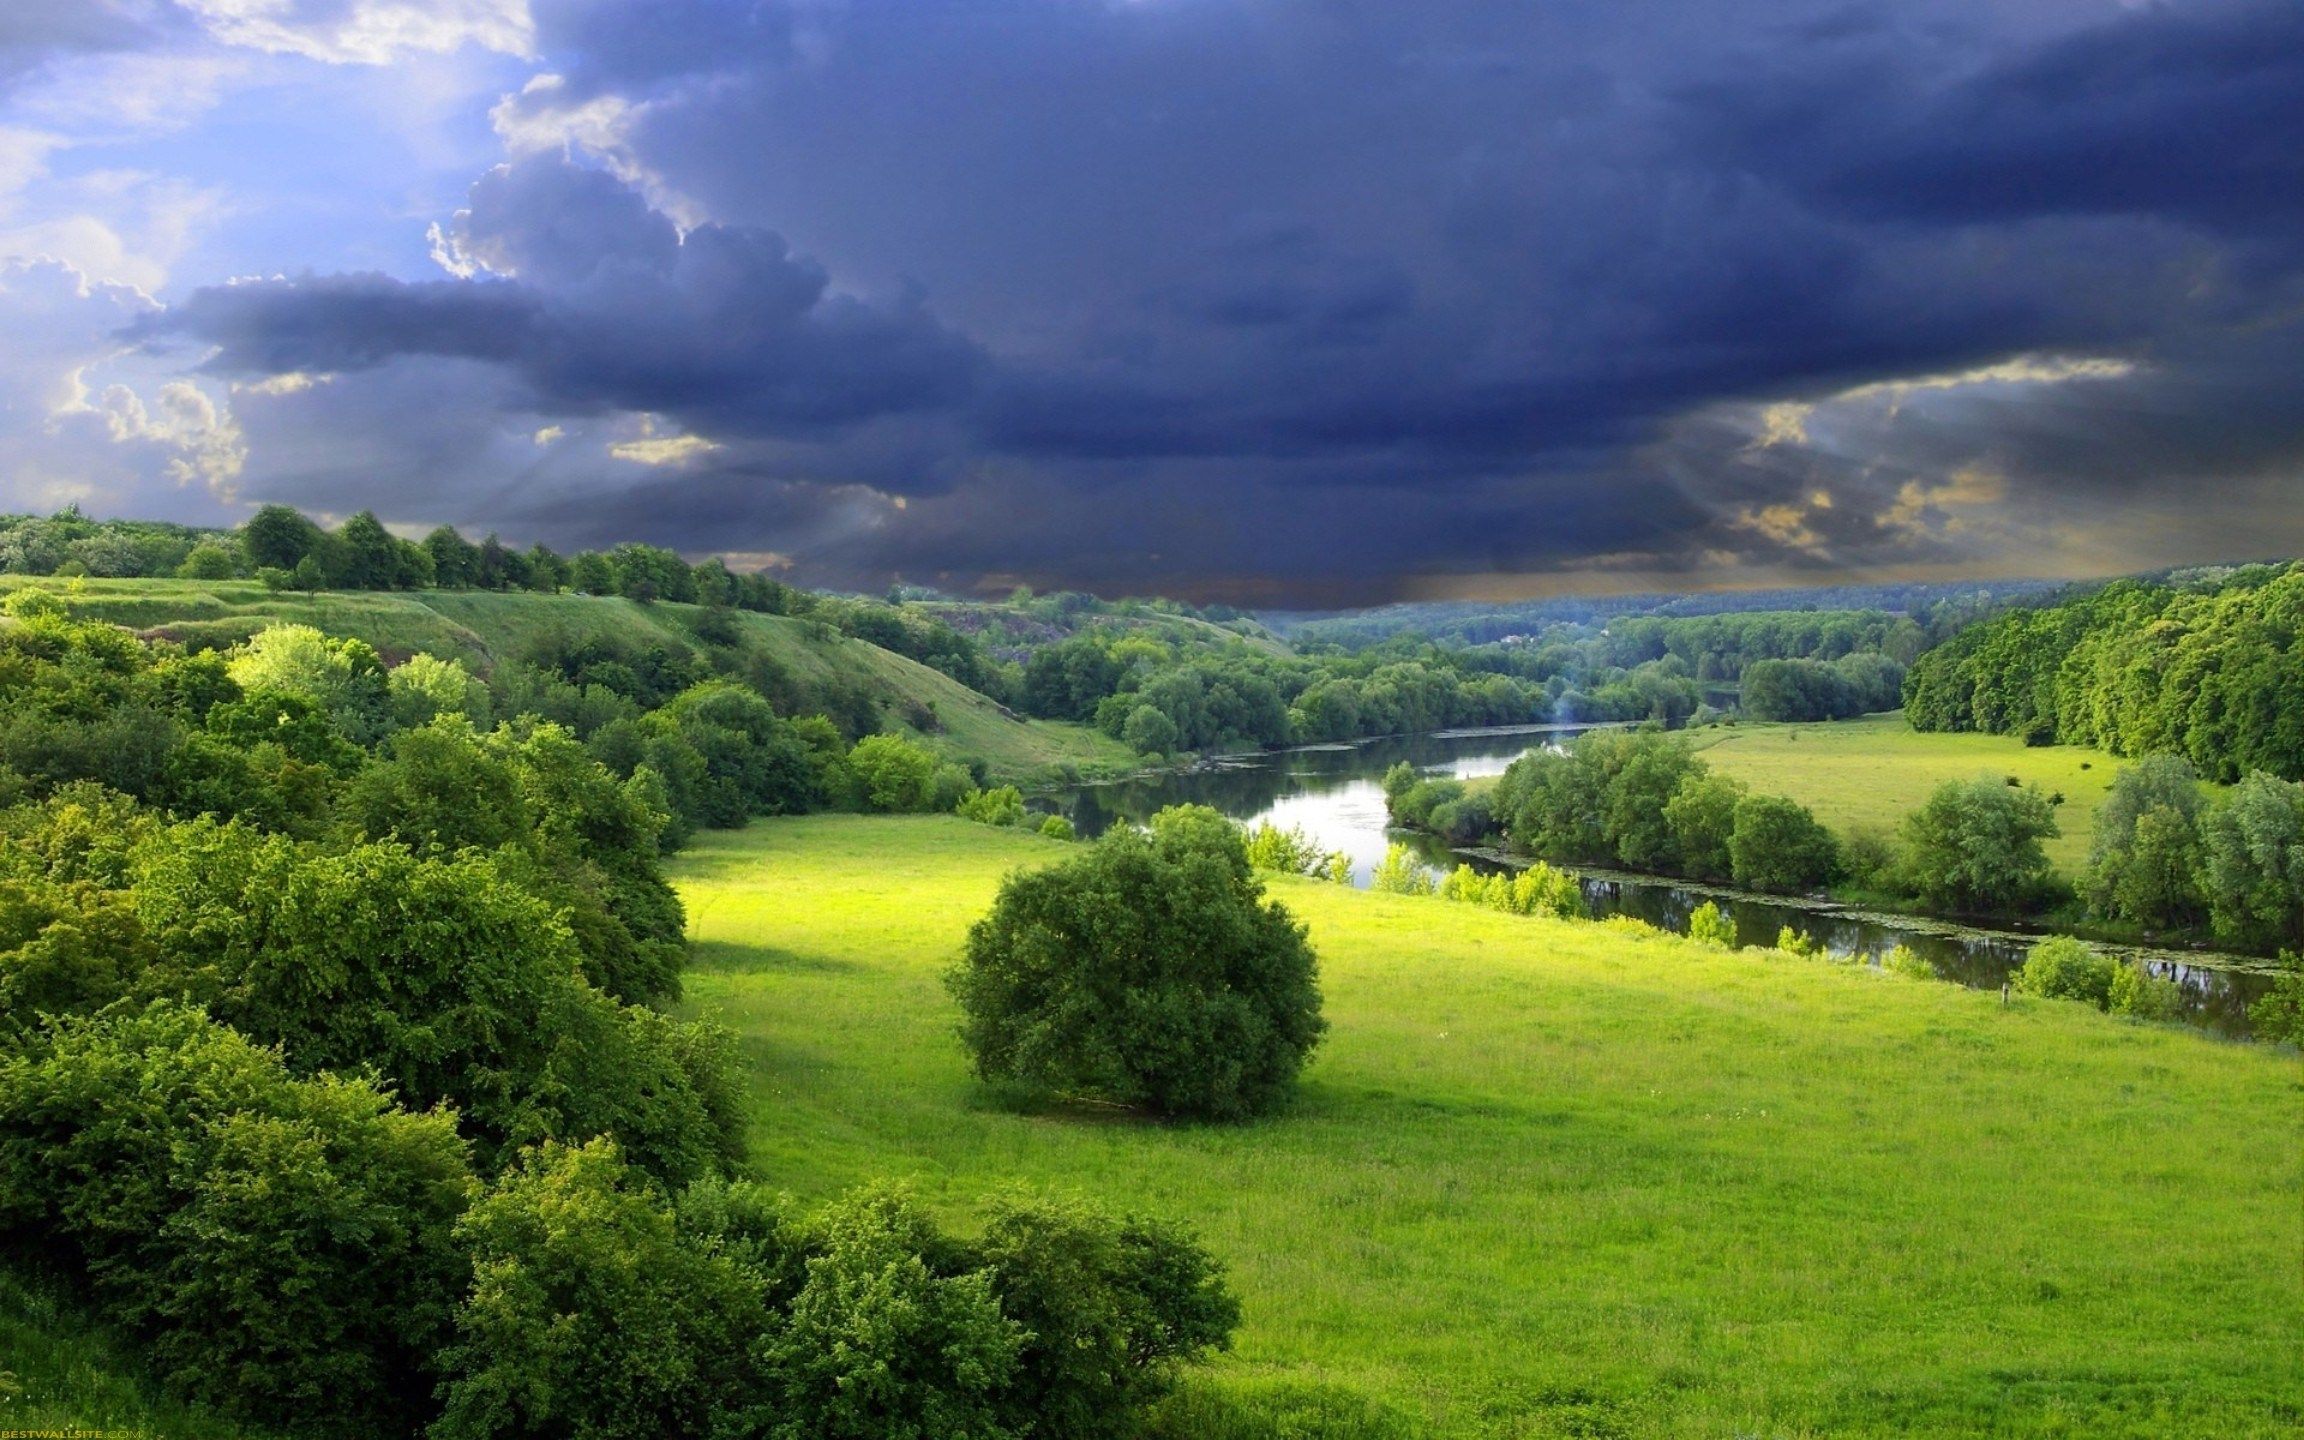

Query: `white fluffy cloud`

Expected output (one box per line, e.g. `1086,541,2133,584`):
176,0,532,65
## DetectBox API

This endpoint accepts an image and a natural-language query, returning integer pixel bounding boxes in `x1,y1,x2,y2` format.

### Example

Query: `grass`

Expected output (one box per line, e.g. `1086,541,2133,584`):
0,577,1135,781
1689,713,2132,876
673,814,2303,1439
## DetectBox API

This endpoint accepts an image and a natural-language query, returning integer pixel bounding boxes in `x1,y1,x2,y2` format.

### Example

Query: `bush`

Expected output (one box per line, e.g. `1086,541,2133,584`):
2107,961,2184,1021
1243,822,1344,880
1687,900,1736,948
1368,843,1435,896
431,1140,768,1440
974,1195,1239,1438
1038,814,1076,842
2250,952,2304,1045
1901,778,2060,913
1882,944,1935,980
957,785,1028,827
0,1004,472,1436
1775,925,1825,960
848,733,944,812
1728,794,1838,894
948,805,1326,1120
2013,935,2115,1008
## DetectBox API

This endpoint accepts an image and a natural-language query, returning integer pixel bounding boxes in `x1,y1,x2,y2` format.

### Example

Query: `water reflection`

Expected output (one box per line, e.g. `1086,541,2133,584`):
1044,726,2274,1039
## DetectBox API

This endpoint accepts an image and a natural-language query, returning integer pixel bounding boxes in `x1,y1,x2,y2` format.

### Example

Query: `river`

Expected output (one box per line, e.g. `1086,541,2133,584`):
1045,725,2276,1039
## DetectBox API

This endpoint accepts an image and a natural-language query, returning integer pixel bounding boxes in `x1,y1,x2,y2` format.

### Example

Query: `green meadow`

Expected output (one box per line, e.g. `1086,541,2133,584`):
671,814,2303,1438
1684,713,2129,876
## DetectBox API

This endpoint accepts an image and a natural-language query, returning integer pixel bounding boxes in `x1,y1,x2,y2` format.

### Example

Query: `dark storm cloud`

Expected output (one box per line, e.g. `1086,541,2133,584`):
139,0,2304,599
141,154,984,441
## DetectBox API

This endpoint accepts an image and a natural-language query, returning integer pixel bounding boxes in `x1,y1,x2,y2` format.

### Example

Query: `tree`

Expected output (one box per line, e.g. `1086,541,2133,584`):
1665,772,1746,882
431,1140,766,1440
2198,772,2304,950
2084,754,2207,928
1728,793,1838,893
1122,704,1179,756
336,511,399,590
176,541,238,579
948,805,1325,1120
241,504,320,571
848,733,942,812
1899,777,2059,913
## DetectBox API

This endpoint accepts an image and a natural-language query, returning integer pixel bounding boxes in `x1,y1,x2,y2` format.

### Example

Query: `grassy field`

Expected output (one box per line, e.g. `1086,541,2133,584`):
0,577,1134,781
673,815,2302,1438
0,1263,250,1439
1683,712,2132,875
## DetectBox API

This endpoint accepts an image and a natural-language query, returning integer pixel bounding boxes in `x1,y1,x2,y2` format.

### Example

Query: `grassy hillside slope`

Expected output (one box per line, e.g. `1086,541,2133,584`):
1685,712,2129,874
0,577,1134,780
673,816,2302,1439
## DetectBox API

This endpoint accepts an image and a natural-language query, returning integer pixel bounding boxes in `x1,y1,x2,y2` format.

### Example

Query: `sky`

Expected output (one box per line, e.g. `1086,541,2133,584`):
1,0,2298,606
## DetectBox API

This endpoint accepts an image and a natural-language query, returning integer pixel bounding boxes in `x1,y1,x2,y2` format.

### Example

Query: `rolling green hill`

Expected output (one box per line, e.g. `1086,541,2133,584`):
0,577,1135,782
669,816,2301,1438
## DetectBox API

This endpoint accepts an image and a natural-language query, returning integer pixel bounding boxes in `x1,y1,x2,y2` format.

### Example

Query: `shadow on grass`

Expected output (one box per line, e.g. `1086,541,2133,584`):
691,941,859,976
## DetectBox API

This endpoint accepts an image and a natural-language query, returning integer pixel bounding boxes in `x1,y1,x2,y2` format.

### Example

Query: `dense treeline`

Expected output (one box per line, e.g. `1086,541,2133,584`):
0,590,1239,1438
1904,564,2304,782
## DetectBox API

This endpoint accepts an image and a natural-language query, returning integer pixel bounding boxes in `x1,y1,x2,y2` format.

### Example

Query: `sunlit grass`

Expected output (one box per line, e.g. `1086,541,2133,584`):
674,814,2304,1438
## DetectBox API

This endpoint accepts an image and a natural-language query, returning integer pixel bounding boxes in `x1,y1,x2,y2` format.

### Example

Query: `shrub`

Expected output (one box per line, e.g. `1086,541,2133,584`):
949,806,1325,1121
1901,778,2060,913
2108,961,2184,1021
1687,901,1736,948
431,1139,767,1440
2250,952,2304,1045
1038,814,1077,842
1882,944,1935,980
1368,843,1435,896
957,785,1028,827
176,542,238,580
974,1195,1239,1438
1773,925,1825,960
760,1188,1022,1440
2013,935,2116,1008
1729,794,1838,894
848,733,944,812
1243,822,1343,879
1503,862,1585,919
0,1003,472,1436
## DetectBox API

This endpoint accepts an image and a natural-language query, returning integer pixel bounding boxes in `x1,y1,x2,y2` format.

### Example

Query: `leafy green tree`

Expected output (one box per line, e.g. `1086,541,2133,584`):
431,1139,766,1440
1728,793,1838,893
2013,935,2115,1008
1122,704,1180,756
1368,842,1435,895
1899,777,2059,912
240,504,321,571
1686,900,1736,948
176,541,238,579
758,1188,1024,1440
2198,772,2304,950
0,1003,472,1436
848,732,943,812
1665,772,1746,882
949,805,1325,1120
974,1196,1238,1439
2084,755,2207,928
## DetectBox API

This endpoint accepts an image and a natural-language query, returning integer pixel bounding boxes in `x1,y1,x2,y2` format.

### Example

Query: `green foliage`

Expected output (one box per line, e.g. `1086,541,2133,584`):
2248,952,2304,1045
948,805,1326,1120
974,1195,1239,1439
0,1003,473,1436
1038,813,1077,842
388,653,489,730
1740,654,1904,722
1728,792,1839,894
2198,771,2304,950
1687,900,1736,948
1904,568,2304,784
1898,777,2060,913
1774,926,1825,960
850,731,944,812
1242,821,1346,880
957,784,1028,827
2084,754,2207,928
1664,772,1745,882
430,1139,767,1440
1882,944,1935,980
1367,843,1434,896
2013,936,2116,1009
1122,702,1181,756
2107,961,2184,1022
760,1187,1023,1440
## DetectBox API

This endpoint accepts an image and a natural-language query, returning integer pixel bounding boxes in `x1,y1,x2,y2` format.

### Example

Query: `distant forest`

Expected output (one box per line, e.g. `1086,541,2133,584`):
1904,563,2304,783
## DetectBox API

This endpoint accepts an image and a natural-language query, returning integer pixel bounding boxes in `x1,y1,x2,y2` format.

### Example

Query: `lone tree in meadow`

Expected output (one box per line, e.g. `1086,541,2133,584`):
948,805,1325,1121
